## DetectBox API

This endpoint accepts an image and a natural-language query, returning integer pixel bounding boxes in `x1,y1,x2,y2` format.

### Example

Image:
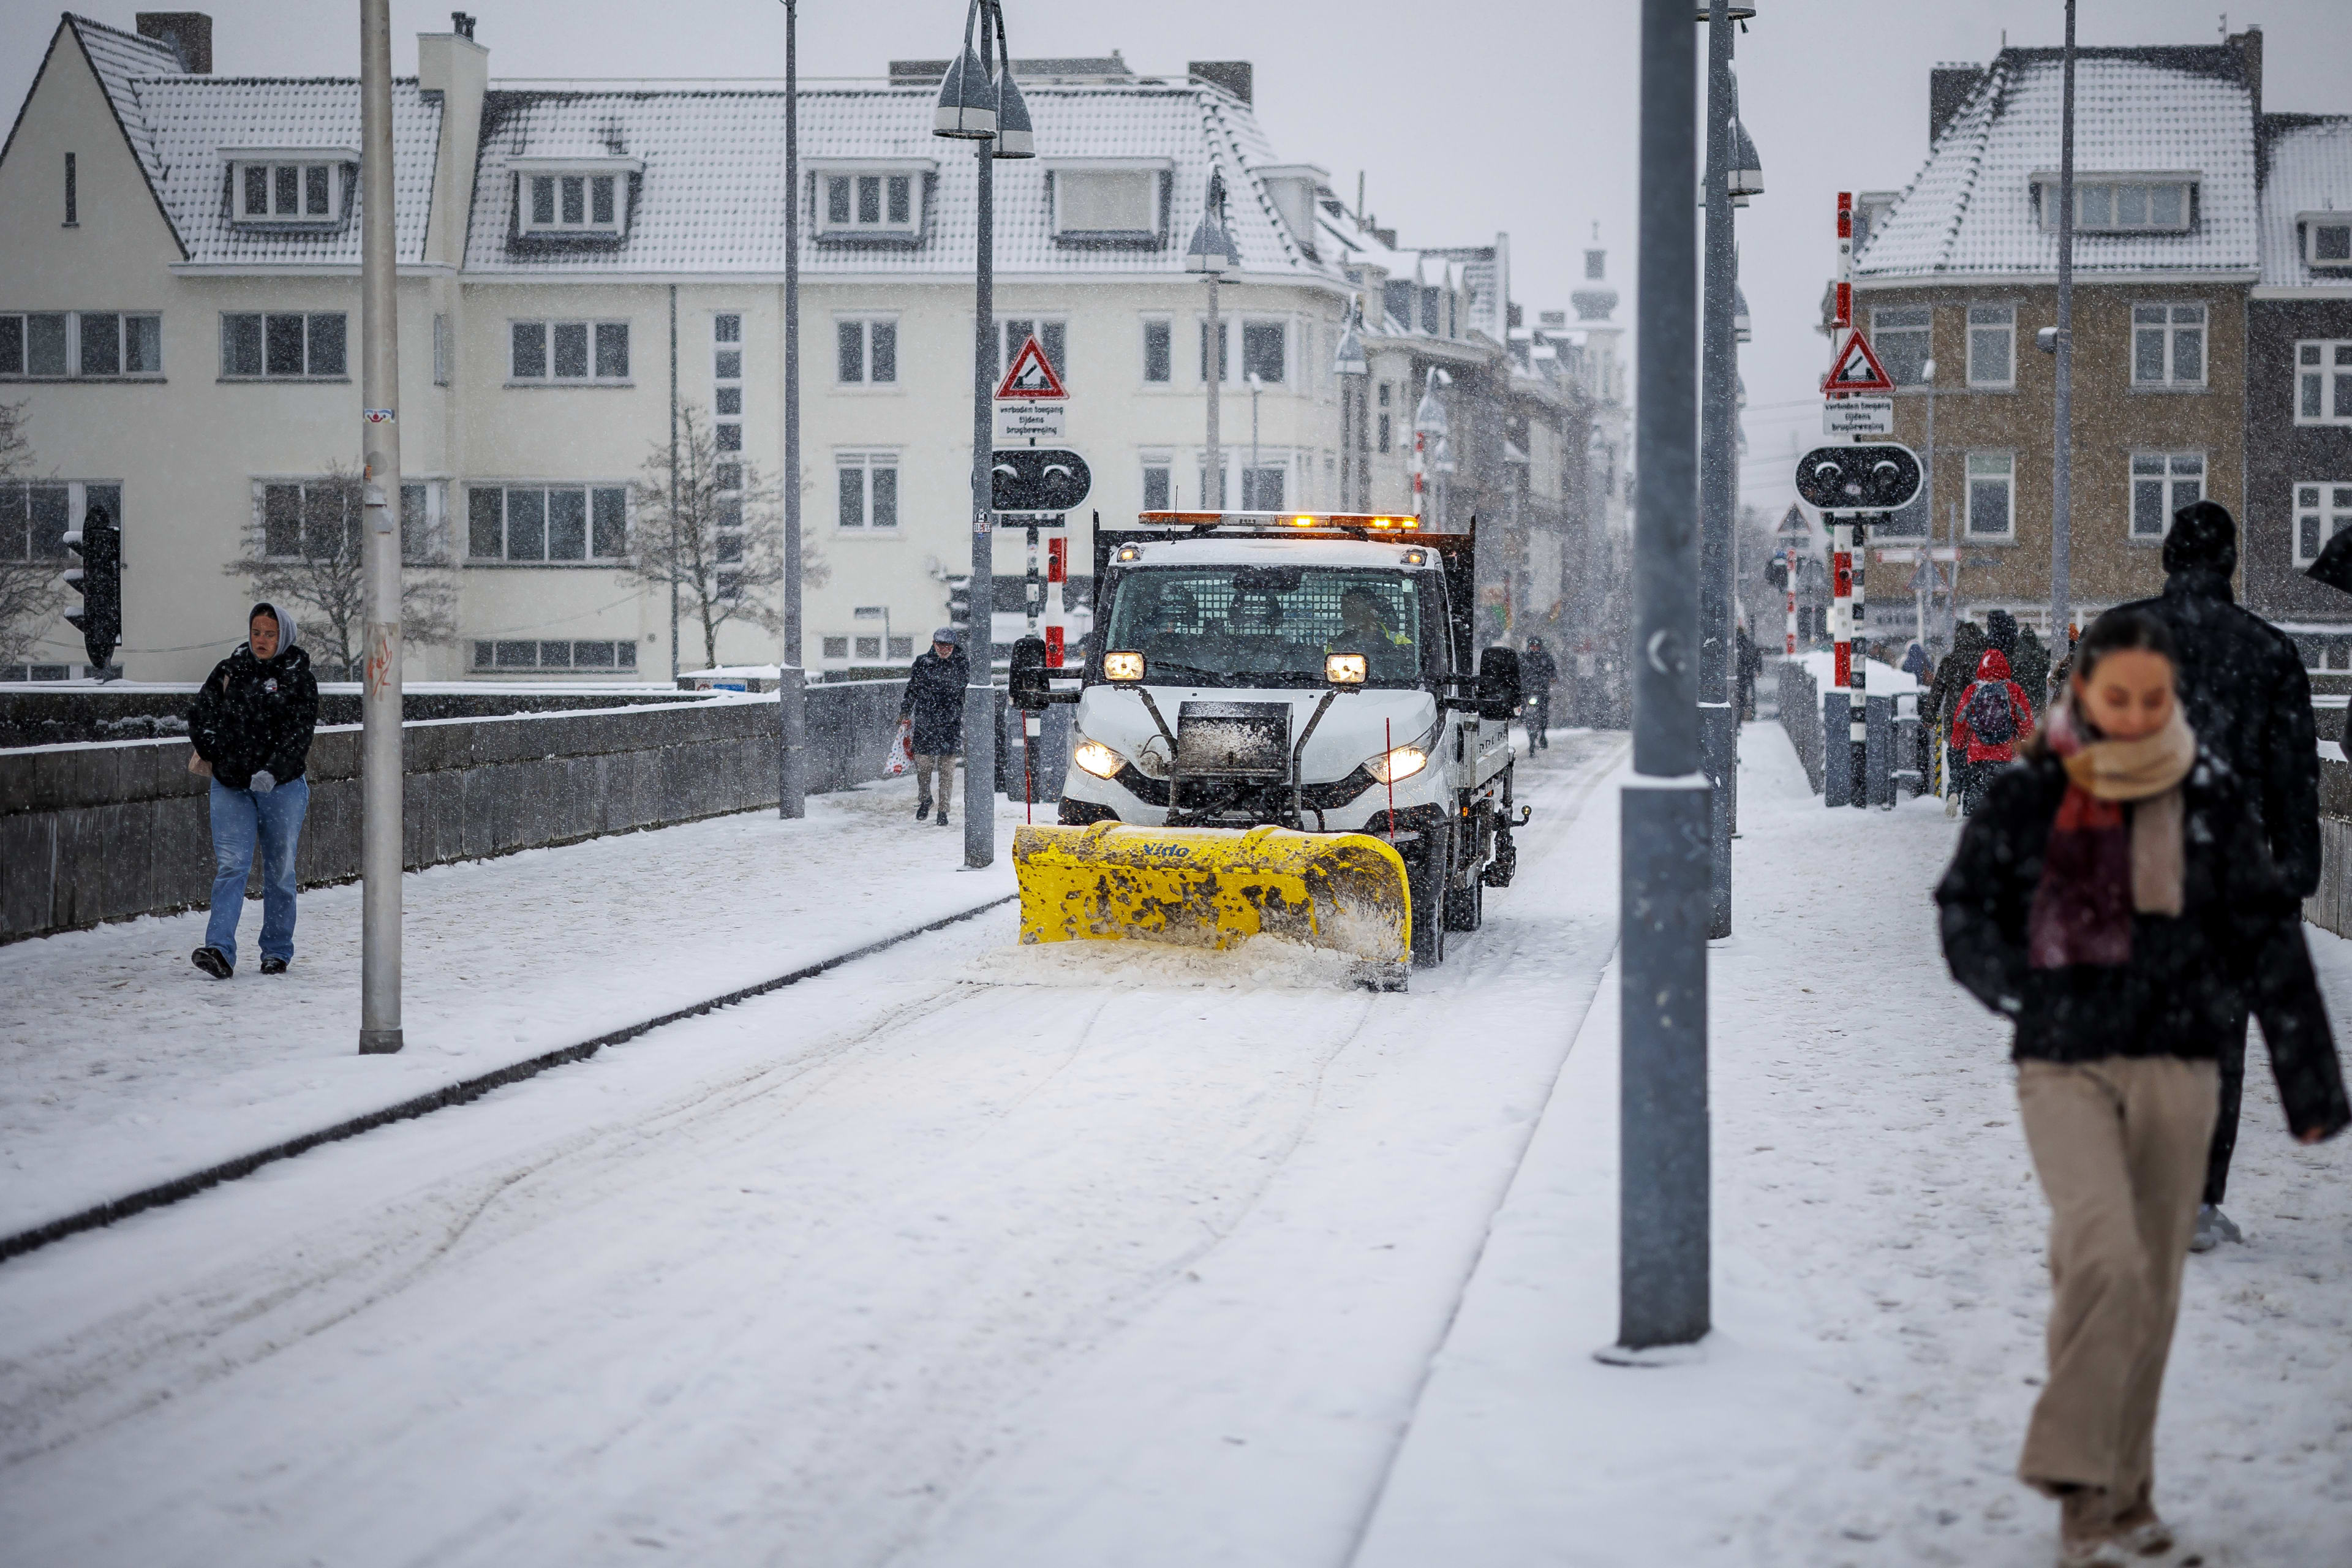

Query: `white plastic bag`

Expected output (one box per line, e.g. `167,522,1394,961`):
883,718,914,778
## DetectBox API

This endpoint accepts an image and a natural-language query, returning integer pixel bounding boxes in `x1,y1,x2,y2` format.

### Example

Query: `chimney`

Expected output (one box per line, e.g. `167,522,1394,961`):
135,12,211,73
417,23,490,270
1928,63,1985,147
1188,61,1252,105
2229,26,2263,119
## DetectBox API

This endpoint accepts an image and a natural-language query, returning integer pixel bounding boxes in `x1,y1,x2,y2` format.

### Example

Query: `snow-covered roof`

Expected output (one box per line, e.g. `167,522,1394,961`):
1855,46,2258,282
2260,115,2352,288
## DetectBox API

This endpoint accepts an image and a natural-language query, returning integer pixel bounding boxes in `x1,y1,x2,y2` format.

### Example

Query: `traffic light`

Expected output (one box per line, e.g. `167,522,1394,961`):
62,502,121,673
945,576,972,628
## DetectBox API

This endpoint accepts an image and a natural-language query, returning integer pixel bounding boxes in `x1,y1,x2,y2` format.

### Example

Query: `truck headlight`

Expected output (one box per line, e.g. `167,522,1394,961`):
1365,744,1429,785
1073,738,1126,779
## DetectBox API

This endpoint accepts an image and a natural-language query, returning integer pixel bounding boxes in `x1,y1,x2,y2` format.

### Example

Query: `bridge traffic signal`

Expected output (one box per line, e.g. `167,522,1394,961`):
62,502,121,673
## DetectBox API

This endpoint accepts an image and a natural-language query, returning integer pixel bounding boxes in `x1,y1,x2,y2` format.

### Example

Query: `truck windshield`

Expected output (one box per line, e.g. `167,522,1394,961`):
1100,565,1430,688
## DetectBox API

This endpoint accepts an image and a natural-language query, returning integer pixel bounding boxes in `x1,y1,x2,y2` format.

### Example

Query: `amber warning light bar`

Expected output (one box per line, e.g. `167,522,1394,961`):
1133,510,1422,530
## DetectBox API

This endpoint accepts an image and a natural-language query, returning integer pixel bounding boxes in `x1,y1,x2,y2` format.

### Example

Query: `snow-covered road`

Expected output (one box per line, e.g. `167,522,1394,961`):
0,733,1627,1568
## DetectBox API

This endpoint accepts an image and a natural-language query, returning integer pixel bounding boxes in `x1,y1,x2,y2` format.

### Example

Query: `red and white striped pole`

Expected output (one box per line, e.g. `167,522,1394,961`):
1828,191,1870,805
1784,542,1798,655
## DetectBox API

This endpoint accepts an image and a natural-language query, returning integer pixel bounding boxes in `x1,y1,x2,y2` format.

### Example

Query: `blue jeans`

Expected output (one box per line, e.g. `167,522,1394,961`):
205,775,309,968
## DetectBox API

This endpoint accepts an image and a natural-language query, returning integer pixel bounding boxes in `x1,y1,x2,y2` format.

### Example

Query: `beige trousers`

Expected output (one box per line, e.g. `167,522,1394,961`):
913,753,956,815
2016,1055,2218,1499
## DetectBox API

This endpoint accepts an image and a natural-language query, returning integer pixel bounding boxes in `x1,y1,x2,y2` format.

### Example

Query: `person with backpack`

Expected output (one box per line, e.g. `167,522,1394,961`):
1950,646,2035,814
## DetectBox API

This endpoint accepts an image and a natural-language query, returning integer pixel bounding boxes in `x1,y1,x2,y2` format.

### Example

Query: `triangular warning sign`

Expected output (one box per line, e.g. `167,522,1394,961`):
1822,328,1895,396
996,334,1068,399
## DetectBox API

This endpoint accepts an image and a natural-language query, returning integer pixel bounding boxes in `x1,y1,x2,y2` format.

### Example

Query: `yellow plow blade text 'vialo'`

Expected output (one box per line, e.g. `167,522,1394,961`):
1012,822,1412,968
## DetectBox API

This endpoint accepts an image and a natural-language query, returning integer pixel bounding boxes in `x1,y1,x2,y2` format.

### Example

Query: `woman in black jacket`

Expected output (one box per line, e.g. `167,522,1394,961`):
1936,606,2346,1567
186,602,318,978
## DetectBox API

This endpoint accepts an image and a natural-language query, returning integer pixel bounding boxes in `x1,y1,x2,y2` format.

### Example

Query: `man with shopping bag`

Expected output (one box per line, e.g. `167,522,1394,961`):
899,627,969,827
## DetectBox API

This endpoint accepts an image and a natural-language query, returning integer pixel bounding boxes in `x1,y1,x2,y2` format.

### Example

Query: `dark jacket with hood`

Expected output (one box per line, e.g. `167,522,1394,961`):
1936,746,2348,1140
1927,623,1988,736
899,644,970,755
188,602,318,790
1522,643,1559,693
2116,501,2320,897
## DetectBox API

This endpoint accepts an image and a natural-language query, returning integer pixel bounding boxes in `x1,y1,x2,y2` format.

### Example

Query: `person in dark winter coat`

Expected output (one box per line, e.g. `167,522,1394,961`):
1735,624,1762,722
1520,636,1559,749
2116,499,2320,1250
1936,607,2347,1566
899,627,970,826
1928,621,1988,807
186,603,318,978
1949,647,2035,813
2013,624,2052,715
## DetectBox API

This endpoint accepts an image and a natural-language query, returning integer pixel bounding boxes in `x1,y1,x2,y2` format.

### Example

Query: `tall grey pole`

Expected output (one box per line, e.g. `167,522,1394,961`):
2051,0,2076,642
668,287,680,682
1610,0,1709,1357
1697,0,1735,939
963,24,998,868
356,0,403,1055
1205,272,1223,507
777,0,807,818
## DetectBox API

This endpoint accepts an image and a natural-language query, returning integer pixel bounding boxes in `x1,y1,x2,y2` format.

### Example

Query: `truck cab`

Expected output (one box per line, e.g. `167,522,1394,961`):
1011,512,1522,968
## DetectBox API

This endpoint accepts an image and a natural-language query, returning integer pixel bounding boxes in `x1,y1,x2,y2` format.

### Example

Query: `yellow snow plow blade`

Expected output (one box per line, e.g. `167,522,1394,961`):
1014,822,1412,973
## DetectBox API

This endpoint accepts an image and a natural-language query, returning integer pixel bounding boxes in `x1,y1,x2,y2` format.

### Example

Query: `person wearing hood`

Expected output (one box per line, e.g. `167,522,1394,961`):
899,627,969,827
1520,635,1559,749
1950,646,2035,815
1936,606,2346,1567
1928,621,1988,810
186,602,318,978
2014,624,2052,715
2116,500,2320,1251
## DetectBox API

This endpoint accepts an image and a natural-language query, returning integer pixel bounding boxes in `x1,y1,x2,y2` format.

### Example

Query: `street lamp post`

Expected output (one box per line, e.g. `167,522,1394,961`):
1334,301,1368,508
2051,0,2078,644
1186,174,1235,508
356,0,404,1055
1414,368,1449,528
777,0,807,820
1247,371,1262,507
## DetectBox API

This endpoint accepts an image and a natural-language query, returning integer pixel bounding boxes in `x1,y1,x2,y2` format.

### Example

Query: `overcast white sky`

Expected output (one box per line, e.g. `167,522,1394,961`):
9,1,2352,514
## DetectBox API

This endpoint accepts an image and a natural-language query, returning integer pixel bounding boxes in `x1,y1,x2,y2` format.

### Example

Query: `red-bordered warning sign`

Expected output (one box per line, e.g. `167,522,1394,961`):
995,334,1068,399
1822,328,1895,396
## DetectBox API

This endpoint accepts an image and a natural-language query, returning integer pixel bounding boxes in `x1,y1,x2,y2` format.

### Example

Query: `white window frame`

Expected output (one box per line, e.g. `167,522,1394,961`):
834,314,900,386
1240,317,1289,386
1239,454,1289,511
2127,451,2204,540
2036,175,2197,234
220,311,347,380
225,152,353,227
1870,304,1933,388
0,311,162,379
472,636,639,674
1141,316,1173,385
508,319,631,385
2293,481,2352,568
834,451,900,532
2131,303,2206,389
1047,160,1169,239
464,482,632,564
511,159,639,238
998,317,1067,384
1140,451,1175,511
1965,451,2015,540
2302,213,2352,271
1966,304,2015,390
0,479,114,565
810,163,930,238
2294,340,2352,425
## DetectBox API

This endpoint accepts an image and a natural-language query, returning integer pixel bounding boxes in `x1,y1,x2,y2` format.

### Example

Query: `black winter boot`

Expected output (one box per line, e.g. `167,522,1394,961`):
192,946,233,979
260,956,289,975
916,796,933,820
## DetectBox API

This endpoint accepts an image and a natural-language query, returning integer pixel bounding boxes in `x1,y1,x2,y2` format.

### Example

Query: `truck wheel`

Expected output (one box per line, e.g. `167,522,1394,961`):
1444,874,1483,933
1409,831,1449,968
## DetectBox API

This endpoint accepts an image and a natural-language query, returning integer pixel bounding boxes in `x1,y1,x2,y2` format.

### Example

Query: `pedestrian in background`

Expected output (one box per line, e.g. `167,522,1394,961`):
1520,635,1558,750
2117,500,2319,1252
186,602,317,979
1736,622,1762,722
2014,624,2052,718
1950,646,2034,815
1937,606,2346,1568
1929,620,1988,815
900,627,968,828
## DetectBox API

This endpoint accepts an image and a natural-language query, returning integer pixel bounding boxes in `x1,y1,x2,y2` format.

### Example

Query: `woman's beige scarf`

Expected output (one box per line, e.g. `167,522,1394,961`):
2049,701,2195,916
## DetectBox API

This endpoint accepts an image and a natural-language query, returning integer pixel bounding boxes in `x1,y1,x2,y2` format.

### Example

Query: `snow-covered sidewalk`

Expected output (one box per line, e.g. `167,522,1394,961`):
0,777,1028,1240
1357,723,2352,1567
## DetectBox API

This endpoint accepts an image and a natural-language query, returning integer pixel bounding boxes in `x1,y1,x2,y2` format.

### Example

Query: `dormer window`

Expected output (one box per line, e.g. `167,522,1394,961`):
225,151,354,227
511,159,641,241
2035,173,2197,234
2302,214,2352,270
1049,160,1170,246
811,163,932,241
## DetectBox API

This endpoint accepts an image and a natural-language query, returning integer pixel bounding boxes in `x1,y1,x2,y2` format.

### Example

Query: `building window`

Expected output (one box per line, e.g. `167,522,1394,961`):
0,312,161,379
1199,320,1229,384
432,313,451,386
1966,453,2014,538
2128,452,2203,539
1052,167,1161,237
518,170,627,236
1000,318,1066,380
472,638,638,672
221,312,345,379
2049,179,2195,234
1871,305,1933,386
466,484,630,562
2132,304,2205,388
1378,413,1392,454
2295,483,2352,567
1142,318,1172,383
1240,463,1285,510
63,151,76,225
815,168,922,237
0,481,93,563
821,636,850,659
510,320,629,383
232,159,349,225
2306,216,2352,270
1142,456,1173,511
835,452,899,530
1242,320,1286,384
836,317,898,384
2295,341,2352,424
1966,305,2014,389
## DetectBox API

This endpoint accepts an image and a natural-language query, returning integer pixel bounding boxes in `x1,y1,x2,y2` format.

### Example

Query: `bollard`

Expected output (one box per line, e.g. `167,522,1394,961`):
1866,693,1894,808
1823,690,1852,807
1891,693,1921,799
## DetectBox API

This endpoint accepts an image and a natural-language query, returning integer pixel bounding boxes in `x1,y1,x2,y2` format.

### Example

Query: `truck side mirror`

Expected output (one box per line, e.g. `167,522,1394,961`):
1009,635,1050,710
1477,645,1521,721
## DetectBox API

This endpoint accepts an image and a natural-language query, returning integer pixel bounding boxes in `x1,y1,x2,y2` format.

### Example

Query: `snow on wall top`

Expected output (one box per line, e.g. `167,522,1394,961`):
465,81,1337,281
2260,116,2352,289
1855,48,2258,282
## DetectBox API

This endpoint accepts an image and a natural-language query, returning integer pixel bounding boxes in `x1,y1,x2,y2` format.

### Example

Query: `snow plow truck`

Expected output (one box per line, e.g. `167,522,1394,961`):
1009,510,1526,989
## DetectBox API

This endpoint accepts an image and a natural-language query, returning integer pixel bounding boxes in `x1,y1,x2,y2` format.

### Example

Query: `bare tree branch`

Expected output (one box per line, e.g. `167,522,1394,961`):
0,399,67,671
